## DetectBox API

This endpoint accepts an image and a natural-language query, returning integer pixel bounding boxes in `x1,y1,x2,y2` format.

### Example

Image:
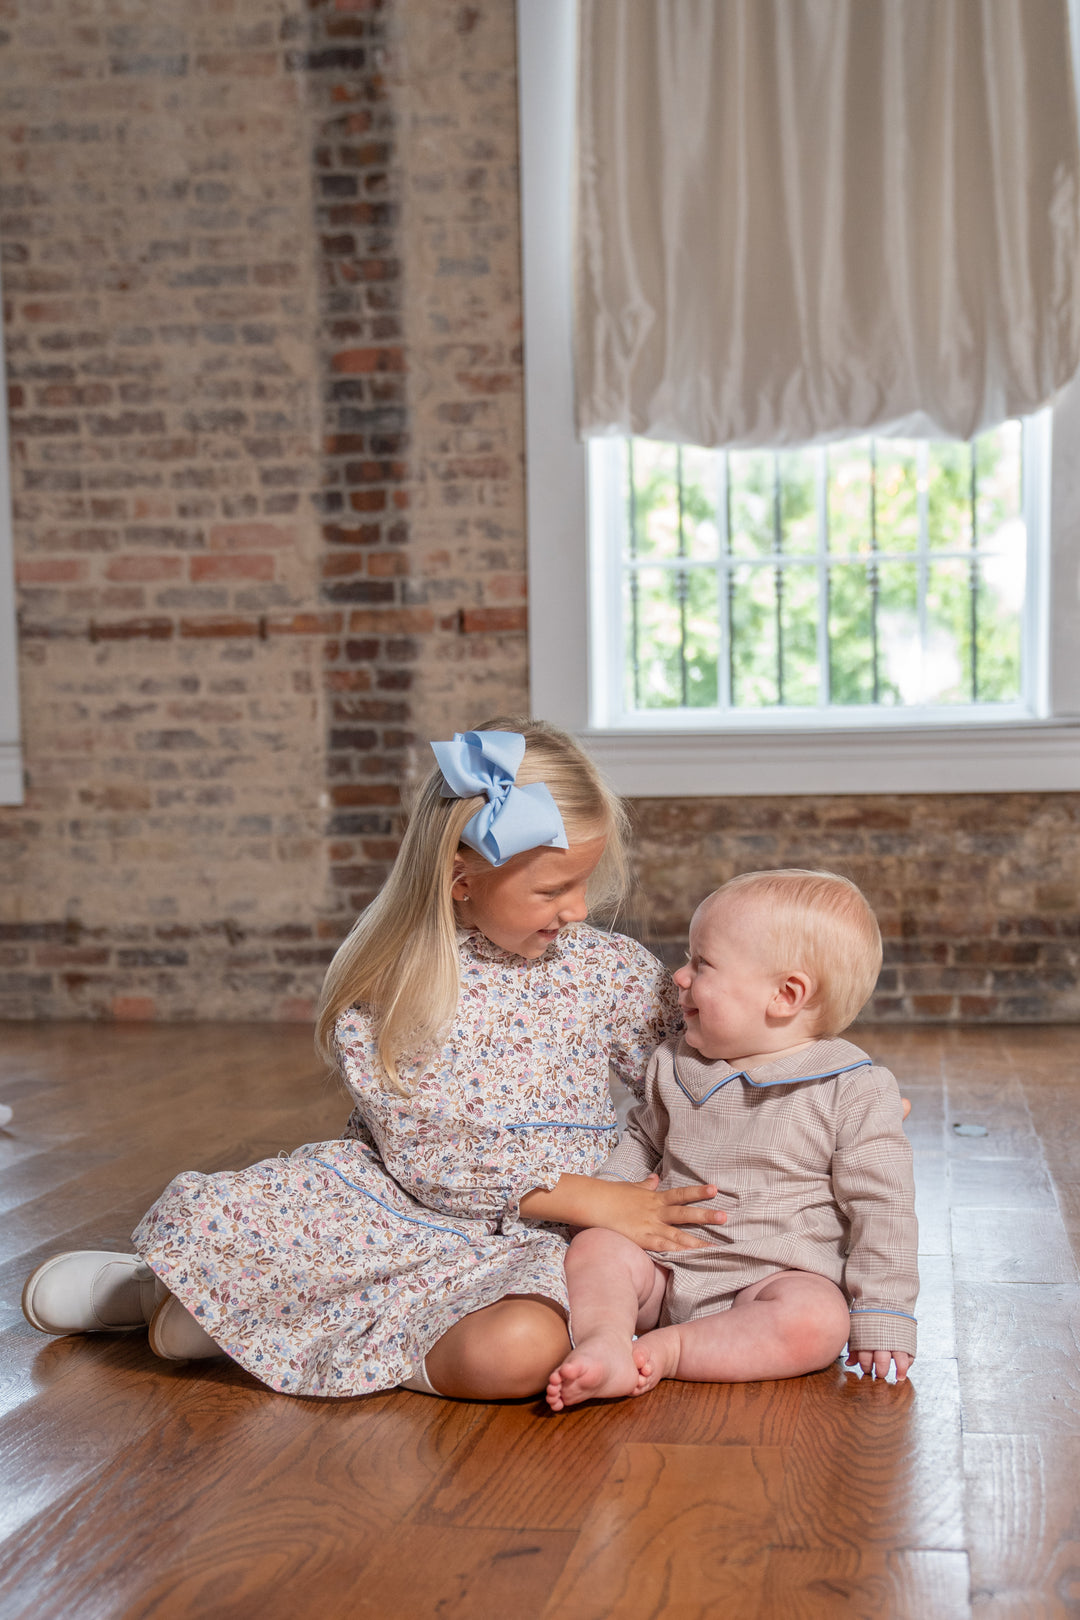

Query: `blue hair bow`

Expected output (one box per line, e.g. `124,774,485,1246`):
431,730,569,866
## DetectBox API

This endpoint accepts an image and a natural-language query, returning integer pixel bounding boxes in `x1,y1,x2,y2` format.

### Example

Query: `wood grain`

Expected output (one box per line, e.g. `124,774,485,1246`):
541,1442,783,1620
760,1548,972,1619
1,1023,1079,1617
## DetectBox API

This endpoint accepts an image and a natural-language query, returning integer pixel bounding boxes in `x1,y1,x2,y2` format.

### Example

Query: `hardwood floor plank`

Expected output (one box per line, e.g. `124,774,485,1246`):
949,1158,1058,1209
0,1382,486,1620
760,1548,971,1619
1,1023,1078,1617
349,1527,576,1620
541,1442,783,1620
775,1359,965,1551
954,1283,1080,1436
916,1254,956,1361
950,1208,1078,1285
414,1375,807,1533
914,1150,952,1257
964,1433,1080,1618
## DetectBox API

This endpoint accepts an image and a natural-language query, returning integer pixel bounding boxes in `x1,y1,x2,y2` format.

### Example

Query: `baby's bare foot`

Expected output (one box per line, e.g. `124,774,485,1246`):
631,1328,682,1395
546,1330,641,1411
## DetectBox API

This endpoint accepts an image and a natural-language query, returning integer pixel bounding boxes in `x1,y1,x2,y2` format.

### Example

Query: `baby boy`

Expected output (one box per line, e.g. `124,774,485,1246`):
547,868,917,1409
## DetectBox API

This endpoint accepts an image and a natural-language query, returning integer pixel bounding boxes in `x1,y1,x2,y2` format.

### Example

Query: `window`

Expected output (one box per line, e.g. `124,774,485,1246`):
517,0,1080,796
591,419,1046,728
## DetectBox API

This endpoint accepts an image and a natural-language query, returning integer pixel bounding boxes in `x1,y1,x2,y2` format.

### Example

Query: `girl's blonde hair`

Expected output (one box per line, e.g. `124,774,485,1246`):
315,716,630,1093
711,868,883,1036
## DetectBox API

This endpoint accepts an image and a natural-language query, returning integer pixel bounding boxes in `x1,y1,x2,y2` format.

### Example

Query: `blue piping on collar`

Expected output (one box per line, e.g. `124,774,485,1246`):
674,1056,872,1108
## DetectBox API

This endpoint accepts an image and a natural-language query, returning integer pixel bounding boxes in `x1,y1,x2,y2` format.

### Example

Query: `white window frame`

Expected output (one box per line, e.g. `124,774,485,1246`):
0,263,23,807
517,0,1080,796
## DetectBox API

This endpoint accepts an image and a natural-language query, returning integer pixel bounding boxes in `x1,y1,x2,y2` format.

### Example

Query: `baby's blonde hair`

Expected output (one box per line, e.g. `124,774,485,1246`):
707,869,883,1036
315,716,630,1093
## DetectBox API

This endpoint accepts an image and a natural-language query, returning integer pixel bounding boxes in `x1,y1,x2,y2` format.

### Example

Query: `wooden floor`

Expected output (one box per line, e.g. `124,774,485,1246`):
0,1025,1078,1619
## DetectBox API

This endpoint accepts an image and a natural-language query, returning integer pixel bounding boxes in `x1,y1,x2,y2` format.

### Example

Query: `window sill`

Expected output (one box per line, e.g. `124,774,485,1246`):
580,720,1080,796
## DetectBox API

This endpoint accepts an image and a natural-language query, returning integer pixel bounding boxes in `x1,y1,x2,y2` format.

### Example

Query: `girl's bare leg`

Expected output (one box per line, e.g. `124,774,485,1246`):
424,1294,570,1399
545,1227,668,1410
633,1269,850,1394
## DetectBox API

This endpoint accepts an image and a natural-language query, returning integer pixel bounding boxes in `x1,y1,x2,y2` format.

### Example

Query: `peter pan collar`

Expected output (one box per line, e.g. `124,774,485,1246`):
672,1036,873,1107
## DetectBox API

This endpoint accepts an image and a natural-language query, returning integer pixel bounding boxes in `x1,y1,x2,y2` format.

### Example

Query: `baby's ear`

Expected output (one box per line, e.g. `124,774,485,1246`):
772,970,813,1019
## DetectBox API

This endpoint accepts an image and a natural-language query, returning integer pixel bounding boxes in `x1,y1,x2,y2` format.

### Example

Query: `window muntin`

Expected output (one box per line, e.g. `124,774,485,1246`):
592,417,1044,728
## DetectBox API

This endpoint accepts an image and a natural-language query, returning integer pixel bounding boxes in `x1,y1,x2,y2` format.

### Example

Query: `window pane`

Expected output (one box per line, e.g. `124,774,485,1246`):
628,441,680,560
779,450,818,555
728,451,775,557
975,554,1022,702
681,445,721,560
730,563,779,705
928,441,972,551
827,439,872,555
975,421,1022,554
877,560,918,704
926,558,974,703
608,418,1034,719
828,562,875,704
626,565,718,709
778,562,820,705
874,442,919,554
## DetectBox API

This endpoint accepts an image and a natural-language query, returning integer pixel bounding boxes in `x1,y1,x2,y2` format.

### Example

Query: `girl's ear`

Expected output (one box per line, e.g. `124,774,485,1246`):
770,970,813,1022
450,855,471,903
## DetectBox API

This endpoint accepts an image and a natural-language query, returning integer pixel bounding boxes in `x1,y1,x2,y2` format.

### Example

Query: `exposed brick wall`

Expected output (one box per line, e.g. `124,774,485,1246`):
0,0,333,1017
1,0,1078,1023
630,794,1080,1023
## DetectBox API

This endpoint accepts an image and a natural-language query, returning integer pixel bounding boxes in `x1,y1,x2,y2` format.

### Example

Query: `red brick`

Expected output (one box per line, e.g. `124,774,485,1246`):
190,554,275,582
91,618,174,642
266,612,345,635
111,996,157,1021
367,551,408,577
347,608,434,633
105,557,184,582
331,346,405,375
16,558,87,584
208,522,296,551
178,617,261,638
459,606,527,633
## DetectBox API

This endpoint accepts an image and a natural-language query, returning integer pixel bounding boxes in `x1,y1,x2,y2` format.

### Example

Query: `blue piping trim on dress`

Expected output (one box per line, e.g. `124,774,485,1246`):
674,1057,873,1107
310,1157,474,1246
849,1307,918,1322
505,1121,616,1132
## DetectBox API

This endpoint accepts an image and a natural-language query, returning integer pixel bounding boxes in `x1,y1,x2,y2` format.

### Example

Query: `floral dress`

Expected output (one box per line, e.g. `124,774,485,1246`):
132,926,678,1398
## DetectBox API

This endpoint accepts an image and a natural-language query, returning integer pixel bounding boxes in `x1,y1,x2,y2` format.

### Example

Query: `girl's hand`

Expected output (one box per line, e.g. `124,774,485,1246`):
591,1174,728,1250
518,1172,726,1250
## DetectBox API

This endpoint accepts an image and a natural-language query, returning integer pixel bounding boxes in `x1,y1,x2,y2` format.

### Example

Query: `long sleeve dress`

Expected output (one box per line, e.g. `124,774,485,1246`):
132,925,679,1398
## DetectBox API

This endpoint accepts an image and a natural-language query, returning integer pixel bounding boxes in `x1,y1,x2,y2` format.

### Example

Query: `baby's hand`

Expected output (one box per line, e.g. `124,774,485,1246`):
846,1348,913,1382
589,1174,727,1251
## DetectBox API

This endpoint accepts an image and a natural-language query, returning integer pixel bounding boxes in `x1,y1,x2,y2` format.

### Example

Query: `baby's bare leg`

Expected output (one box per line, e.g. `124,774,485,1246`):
633,1270,850,1394
545,1227,667,1411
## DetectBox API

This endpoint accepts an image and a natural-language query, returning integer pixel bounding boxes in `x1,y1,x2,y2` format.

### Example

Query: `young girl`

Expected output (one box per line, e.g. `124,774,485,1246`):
22,720,723,1400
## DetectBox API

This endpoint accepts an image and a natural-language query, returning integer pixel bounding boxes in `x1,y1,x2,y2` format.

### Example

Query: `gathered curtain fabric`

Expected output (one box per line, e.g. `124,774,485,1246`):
575,0,1080,447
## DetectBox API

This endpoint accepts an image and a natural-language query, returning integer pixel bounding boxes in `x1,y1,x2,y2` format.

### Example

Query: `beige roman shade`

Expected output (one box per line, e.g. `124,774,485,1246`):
576,0,1080,446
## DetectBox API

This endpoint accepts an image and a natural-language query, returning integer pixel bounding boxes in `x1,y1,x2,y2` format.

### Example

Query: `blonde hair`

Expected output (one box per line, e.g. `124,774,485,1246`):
708,869,882,1036
315,716,630,1093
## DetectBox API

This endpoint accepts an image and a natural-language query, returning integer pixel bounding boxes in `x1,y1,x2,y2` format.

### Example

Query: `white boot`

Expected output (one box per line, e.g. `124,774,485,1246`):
147,1293,226,1362
22,1251,162,1335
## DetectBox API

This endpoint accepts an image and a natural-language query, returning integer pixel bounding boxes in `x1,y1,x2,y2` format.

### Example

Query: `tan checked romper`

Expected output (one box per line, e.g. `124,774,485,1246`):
599,1036,918,1358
